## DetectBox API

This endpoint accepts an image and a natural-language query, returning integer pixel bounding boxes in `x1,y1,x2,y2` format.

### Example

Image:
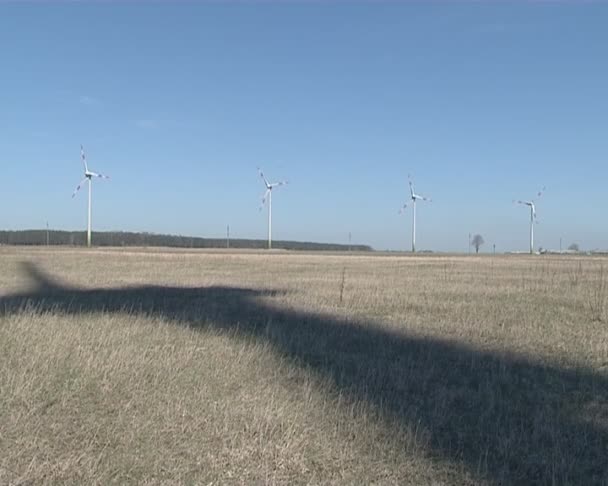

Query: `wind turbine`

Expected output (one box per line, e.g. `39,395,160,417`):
258,168,288,250
72,145,109,247
515,186,545,254
399,174,431,253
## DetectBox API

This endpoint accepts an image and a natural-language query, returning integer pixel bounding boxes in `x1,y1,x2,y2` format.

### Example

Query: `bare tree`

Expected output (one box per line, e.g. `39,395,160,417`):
472,234,484,254
568,243,580,252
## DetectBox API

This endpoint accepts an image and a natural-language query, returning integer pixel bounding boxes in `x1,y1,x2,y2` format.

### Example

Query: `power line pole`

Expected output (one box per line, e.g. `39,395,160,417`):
468,233,471,255
46,221,49,246
348,231,352,252
227,225,230,249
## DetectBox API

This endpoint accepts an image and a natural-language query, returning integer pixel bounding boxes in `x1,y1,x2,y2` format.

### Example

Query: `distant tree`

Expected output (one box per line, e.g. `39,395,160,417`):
0,229,374,252
472,234,484,254
568,243,580,252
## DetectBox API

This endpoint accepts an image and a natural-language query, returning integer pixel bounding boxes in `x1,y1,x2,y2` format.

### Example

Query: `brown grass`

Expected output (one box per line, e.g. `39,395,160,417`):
0,247,607,485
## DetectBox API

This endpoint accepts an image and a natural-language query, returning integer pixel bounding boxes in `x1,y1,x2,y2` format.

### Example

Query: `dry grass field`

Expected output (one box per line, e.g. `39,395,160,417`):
0,246,607,485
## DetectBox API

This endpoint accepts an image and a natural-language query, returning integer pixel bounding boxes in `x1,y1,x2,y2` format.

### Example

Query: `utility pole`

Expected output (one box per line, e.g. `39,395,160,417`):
468,233,471,255
493,243,496,255
560,237,562,253
227,225,230,249
348,232,352,252
46,221,49,246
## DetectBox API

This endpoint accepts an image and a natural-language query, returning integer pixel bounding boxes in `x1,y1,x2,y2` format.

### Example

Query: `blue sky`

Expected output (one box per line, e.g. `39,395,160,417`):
1,3,606,252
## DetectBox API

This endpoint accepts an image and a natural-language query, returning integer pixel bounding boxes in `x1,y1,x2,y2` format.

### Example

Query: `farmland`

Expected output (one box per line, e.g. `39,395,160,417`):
1,247,607,484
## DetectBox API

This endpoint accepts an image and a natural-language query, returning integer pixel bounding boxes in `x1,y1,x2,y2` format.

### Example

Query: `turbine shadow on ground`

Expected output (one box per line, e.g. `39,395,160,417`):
2,262,607,485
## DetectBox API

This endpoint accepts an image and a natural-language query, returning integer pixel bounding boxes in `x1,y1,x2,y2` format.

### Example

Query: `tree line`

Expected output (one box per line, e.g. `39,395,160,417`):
0,230,372,252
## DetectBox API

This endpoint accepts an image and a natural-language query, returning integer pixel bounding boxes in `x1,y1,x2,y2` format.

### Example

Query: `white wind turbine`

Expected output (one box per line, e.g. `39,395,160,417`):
258,168,288,250
72,145,110,247
399,174,431,253
515,186,545,254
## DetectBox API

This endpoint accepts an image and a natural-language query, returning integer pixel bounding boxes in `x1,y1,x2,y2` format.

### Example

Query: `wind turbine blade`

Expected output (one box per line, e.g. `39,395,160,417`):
80,145,89,173
259,189,270,211
398,203,408,214
89,171,110,179
408,176,414,198
537,186,546,198
270,180,288,188
257,167,270,188
72,178,88,198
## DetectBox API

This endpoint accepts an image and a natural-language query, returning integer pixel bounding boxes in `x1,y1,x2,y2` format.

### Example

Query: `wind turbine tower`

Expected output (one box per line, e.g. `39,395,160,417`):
399,174,431,253
515,186,545,254
258,168,288,250
72,145,110,247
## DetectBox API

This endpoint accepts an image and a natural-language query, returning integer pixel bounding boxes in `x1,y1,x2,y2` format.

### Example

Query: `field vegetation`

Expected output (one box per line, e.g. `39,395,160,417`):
1,247,607,484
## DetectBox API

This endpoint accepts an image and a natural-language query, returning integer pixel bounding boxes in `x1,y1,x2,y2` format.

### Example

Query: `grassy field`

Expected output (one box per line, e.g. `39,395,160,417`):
1,247,607,485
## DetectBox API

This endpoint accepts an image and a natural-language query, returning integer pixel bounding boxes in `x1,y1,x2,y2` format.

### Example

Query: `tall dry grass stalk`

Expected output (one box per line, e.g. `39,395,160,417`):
587,264,607,322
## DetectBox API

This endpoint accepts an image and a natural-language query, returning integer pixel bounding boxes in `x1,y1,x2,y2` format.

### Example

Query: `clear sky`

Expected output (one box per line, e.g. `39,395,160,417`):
1,3,606,252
